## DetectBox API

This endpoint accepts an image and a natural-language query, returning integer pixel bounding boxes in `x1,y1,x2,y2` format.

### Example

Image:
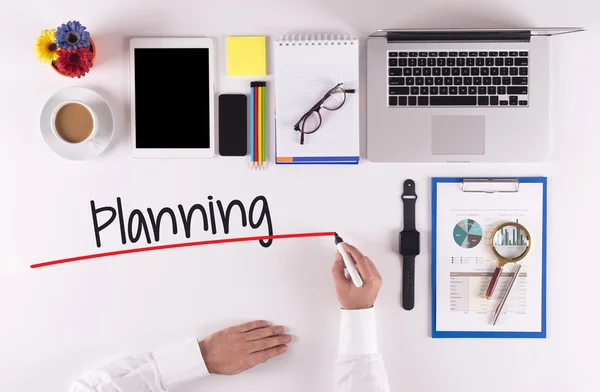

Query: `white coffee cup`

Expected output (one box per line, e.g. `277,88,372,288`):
50,100,101,149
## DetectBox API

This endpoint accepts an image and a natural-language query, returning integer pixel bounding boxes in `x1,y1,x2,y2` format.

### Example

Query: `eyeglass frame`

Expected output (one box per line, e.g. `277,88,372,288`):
293,83,356,145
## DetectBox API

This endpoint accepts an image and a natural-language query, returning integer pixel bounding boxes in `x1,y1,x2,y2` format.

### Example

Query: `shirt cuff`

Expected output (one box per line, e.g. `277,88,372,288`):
154,339,209,389
338,307,379,356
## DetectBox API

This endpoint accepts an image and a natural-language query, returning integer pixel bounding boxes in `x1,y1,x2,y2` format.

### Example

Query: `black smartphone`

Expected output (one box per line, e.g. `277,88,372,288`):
218,94,247,156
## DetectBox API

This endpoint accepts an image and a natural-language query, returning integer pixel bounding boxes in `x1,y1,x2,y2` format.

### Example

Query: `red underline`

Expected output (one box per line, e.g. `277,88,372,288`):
30,231,335,269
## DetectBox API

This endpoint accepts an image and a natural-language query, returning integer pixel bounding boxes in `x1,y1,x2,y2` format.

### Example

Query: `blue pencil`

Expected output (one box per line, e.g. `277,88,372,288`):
250,82,255,165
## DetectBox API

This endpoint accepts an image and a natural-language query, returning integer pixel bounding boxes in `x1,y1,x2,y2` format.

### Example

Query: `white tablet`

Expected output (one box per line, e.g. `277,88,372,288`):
130,38,215,158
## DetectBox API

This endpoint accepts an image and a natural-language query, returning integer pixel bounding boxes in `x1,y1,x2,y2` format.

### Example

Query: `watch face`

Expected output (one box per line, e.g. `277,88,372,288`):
400,231,421,256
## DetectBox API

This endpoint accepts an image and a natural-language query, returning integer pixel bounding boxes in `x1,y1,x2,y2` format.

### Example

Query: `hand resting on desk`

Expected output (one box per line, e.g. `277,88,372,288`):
199,320,291,375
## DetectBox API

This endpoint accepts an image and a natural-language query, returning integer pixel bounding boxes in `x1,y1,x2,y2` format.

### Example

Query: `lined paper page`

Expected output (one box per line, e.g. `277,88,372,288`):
274,37,359,160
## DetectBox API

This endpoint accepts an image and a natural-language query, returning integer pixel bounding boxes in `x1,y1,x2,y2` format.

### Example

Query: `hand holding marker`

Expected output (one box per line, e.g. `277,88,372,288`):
334,233,363,287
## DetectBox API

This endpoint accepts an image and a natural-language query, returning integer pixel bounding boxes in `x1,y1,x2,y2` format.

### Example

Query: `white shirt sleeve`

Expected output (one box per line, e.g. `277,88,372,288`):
69,339,209,392
335,308,390,392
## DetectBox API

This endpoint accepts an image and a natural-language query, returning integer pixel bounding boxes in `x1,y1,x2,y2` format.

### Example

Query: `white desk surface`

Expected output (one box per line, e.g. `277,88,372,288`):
1,1,599,391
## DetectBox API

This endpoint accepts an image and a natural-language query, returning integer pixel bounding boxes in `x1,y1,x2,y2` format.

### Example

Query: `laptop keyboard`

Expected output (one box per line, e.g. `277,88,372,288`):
387,51,529,107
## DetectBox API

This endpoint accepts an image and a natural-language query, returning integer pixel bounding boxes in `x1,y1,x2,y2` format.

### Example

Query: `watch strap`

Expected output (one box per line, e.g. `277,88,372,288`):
401,179,417,311
402,179,417,231
402,256,415,310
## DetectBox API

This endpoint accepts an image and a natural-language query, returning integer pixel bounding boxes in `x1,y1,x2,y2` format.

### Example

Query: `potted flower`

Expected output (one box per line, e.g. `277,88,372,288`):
34,21,96,78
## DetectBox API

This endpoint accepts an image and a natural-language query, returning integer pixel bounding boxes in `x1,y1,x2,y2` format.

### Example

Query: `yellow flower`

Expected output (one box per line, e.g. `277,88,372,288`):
34,29,60,64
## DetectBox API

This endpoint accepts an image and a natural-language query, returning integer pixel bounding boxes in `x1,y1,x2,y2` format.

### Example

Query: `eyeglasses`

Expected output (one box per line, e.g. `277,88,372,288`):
293,83,356,145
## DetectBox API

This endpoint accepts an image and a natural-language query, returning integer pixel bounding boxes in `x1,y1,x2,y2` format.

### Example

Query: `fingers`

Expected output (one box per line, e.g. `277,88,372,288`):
244,325,285,341
332,253,349,283
367,257,383,285
248,344,288,367
237,320,269,333
247,334,292,353
342,242,365,260
366,257,380,278
343,243,374,280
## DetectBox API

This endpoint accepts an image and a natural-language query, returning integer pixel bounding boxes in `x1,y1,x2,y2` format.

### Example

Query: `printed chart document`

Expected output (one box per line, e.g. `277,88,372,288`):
432,178,547,338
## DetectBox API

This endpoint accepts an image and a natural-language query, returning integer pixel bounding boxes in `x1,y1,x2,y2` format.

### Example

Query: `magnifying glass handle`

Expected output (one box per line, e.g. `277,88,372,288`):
485,266,503,299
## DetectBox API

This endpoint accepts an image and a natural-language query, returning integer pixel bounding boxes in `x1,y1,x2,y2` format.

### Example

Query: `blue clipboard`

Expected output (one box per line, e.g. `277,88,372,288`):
431,177,547,338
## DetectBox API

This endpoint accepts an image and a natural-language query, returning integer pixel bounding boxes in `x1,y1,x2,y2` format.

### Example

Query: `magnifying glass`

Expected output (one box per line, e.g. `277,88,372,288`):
485,222,531,299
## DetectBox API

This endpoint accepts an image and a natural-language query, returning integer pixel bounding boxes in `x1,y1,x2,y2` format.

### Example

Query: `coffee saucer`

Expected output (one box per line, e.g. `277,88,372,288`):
40,87,114,160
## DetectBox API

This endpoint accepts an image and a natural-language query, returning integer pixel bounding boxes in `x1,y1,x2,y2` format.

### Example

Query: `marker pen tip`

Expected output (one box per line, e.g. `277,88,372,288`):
334,232,343,244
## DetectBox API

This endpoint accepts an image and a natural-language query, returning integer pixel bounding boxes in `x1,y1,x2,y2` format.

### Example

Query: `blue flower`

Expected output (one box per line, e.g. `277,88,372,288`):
55,21,90,49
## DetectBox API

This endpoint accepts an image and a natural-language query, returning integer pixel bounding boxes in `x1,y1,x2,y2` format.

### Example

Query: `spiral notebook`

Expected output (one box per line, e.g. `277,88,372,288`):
274,33,360,164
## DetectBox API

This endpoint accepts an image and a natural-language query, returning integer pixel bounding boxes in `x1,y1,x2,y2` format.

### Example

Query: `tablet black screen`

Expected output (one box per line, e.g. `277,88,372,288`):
134,48,210,149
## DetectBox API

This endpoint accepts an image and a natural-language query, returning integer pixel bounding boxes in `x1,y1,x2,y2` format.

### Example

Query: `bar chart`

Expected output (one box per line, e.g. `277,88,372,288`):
493,220,527,247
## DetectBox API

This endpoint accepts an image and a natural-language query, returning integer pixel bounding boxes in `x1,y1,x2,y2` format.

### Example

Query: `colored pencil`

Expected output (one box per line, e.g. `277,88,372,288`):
261,82,267,166
254,83,259,166
261,84,265,166
258,85,263,166
250,82,255,165
249,81,268,169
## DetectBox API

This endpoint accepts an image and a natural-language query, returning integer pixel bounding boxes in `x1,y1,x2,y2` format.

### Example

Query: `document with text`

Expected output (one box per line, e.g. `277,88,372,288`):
432,178,547,338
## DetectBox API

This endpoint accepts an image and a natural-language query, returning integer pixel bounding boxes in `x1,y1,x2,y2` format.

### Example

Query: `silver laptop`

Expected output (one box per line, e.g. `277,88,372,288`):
366,28,583,162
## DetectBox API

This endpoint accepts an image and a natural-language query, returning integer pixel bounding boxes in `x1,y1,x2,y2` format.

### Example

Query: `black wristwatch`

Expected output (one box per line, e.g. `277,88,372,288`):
400,179,420,311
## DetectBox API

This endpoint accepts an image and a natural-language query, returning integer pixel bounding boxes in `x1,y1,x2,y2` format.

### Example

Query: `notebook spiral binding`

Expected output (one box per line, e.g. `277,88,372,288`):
277,33,355,46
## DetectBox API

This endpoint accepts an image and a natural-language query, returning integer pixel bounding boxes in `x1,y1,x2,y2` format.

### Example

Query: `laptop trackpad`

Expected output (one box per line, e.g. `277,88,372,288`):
431,115,485,155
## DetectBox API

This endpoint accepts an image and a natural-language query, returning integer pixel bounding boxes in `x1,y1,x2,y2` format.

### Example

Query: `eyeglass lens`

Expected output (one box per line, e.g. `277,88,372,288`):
300,111,322,133
322,87,346,110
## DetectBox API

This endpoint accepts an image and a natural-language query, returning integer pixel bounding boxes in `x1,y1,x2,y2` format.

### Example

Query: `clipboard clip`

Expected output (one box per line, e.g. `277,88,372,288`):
460,179,520,193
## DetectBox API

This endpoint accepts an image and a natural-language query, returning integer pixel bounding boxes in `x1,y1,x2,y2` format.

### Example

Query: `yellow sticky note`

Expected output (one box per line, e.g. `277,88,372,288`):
227,36,267,77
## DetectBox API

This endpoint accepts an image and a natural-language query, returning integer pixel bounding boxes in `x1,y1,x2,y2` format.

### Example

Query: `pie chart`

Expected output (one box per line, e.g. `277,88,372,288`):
453,219,483,248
